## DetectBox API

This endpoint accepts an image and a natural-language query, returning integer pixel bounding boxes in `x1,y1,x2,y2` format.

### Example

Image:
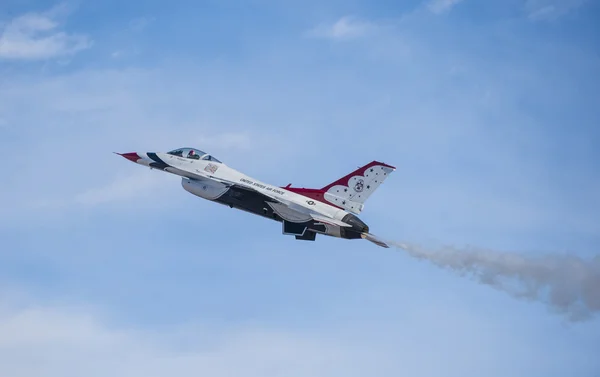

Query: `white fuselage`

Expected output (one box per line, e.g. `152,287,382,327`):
118,149,396,246
137,152,352,225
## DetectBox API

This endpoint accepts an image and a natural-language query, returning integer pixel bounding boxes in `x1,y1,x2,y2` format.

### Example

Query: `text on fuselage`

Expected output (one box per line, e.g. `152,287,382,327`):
240,178,285,195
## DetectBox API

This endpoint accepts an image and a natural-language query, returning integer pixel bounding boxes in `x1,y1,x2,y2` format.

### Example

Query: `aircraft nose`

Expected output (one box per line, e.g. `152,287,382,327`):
116,152,140,163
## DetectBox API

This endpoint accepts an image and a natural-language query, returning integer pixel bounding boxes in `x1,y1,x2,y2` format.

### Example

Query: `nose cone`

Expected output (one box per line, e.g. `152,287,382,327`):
116,152,140,163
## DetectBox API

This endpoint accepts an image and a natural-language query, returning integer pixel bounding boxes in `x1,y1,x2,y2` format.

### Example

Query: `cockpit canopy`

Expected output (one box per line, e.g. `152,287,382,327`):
167,147,221,163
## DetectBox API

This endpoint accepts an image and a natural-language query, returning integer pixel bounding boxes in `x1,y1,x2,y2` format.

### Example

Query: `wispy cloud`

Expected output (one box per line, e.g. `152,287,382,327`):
0,63,298,227
0,5,92,60
305,16,377,40
427,0,466,14
0,301,382,377
0,3,599,377
74,132,253,207
74,170,167,207
1,289,596,377
525,0,588,21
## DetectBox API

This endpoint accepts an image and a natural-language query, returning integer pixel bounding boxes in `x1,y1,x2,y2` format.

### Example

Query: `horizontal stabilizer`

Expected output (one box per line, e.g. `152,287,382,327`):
310,214,352,227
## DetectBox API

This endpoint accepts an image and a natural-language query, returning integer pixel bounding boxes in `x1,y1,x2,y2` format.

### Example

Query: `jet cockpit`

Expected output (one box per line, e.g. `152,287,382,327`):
167,147,221,163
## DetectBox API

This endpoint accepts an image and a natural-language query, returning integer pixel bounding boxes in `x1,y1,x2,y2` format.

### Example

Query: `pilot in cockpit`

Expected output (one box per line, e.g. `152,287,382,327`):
187,150,197,159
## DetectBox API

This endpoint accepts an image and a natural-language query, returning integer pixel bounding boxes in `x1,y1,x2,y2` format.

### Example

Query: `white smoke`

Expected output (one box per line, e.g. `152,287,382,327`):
391,241,600,322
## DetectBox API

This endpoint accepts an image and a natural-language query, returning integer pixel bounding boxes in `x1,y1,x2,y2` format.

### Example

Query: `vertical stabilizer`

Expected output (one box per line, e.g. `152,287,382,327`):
285,161,396,214
321,161,396,213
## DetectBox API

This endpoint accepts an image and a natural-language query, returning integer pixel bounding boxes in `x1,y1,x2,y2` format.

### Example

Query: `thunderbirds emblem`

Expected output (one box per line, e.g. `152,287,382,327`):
354,179,365,192
204,163,219,174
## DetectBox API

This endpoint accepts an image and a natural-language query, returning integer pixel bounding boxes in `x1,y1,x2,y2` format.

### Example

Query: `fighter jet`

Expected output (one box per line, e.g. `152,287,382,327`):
117,147,395,248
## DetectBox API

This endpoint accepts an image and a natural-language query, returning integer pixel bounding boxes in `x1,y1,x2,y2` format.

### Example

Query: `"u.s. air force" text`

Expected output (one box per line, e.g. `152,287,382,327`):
240,178,285,195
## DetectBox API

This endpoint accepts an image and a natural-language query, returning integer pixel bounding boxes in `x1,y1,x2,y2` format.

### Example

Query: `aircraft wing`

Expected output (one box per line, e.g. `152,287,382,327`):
185,172,385,245
207,176,351,226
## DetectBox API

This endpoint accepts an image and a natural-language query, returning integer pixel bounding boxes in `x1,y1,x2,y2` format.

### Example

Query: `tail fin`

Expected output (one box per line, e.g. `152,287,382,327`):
285,161,396,214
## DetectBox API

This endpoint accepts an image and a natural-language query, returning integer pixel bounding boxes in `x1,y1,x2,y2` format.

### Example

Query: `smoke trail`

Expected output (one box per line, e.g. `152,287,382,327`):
391,241,600,321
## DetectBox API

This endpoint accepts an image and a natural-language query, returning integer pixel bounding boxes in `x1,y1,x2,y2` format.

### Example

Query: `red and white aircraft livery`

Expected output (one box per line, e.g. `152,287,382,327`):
117,147,395,248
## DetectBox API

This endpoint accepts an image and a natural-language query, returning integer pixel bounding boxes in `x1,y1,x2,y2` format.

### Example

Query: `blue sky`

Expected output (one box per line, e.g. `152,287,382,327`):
1,0,599,376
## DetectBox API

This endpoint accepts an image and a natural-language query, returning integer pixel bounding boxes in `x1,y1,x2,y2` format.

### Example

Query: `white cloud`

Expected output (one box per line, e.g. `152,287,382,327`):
0,64,294,222
18,131,255,211
71,132,255,206
525,0,588,21
0,7,598,377
427,0,466,14
74,170,168,206
0,5,92,60
306,16,377,40
71,131,253,207
0,292,597,377
0,8,597,246
0,302,385,377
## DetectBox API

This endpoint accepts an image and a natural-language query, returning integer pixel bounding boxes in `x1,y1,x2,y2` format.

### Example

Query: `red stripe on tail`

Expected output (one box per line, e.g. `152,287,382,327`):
321,161,395,191
282,160,395,210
